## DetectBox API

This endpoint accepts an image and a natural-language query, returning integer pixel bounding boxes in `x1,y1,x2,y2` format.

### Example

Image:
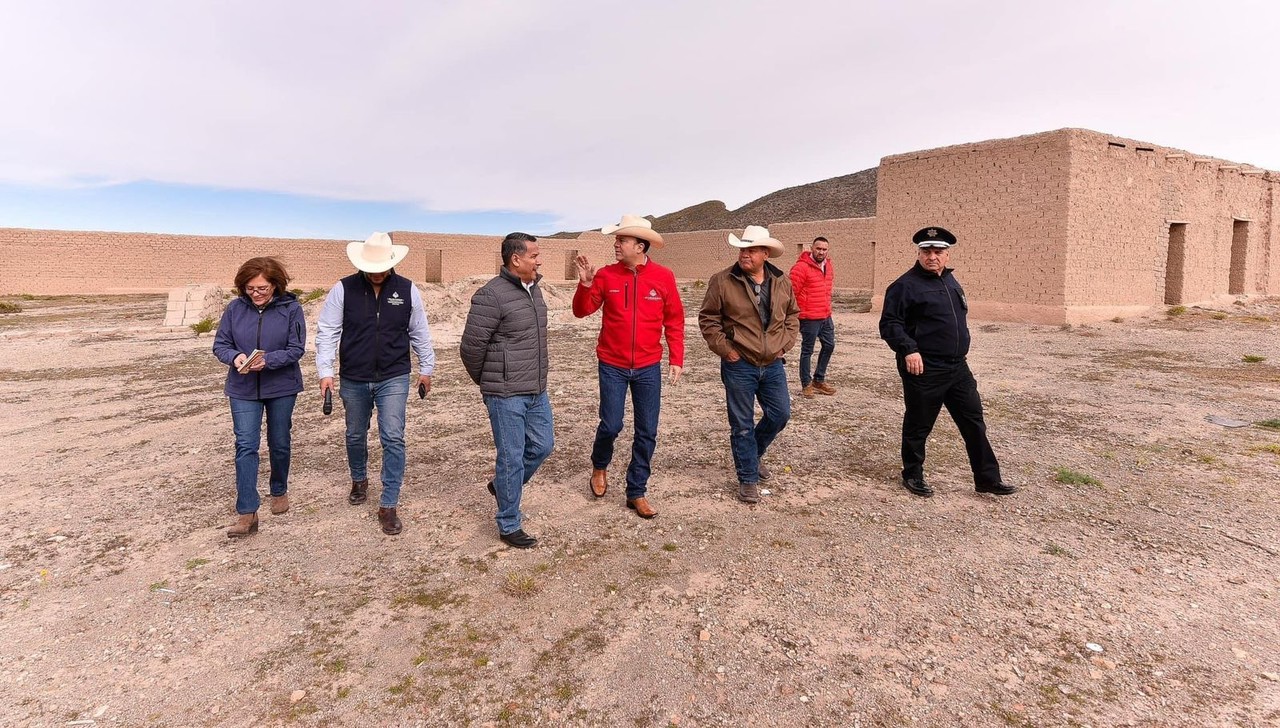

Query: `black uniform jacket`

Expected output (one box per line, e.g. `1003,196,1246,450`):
878,262,971,368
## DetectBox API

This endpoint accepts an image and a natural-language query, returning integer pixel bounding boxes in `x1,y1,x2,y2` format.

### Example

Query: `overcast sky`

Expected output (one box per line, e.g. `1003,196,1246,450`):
2,0,1277,238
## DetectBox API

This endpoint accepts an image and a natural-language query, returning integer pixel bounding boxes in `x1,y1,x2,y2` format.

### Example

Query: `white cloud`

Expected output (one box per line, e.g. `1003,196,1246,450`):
3,0,1278,231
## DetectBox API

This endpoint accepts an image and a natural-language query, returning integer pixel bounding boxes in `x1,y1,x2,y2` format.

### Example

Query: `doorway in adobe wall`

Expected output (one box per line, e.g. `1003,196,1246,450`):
1164,223,1187,305
1228,219,1250,295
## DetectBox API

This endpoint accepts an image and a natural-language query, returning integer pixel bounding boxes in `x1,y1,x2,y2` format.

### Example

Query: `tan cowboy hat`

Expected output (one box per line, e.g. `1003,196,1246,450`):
347,232,409,273
728,225,784,258
600,214,664,249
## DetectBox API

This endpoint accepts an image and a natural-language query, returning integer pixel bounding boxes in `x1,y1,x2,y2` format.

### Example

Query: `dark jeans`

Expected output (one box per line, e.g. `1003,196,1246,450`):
592,362,661,499
798,317,836,386
721,358,790,484
229,395,297,514
899,360,1001,485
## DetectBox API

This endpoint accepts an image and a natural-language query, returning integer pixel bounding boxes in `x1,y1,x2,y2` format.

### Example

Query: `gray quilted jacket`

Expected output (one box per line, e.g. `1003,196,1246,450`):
460,268,549,397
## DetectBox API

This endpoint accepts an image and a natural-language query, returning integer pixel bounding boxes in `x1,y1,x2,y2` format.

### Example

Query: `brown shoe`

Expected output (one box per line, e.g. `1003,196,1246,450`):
814,381,837,395
270,494,290,515
737,482,761,504
626,497,657,519
378,507,402,535
226,512,258,538
590,468,608,498
802,384,816,398
348,479,368,505
757,463,772,481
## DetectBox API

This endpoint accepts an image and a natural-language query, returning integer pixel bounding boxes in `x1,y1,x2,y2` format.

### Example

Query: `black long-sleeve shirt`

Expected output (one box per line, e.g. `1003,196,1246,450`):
879,262,971,368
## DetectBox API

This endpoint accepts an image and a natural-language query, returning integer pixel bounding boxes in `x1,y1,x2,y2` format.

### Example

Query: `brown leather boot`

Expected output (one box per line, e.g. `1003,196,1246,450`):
590,468,608,498
626,497,657,519
802,384,816,398
378,507,402,535
270,494,289,515
226,512,258,538
814,381,837,395
348,479,368,505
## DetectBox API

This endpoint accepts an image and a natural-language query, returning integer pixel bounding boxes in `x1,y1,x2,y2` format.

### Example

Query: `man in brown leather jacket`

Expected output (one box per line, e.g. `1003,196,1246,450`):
698,226,800,504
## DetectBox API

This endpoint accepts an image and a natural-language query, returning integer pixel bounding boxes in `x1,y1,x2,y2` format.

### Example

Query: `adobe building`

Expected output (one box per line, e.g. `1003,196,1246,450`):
870,128,1278,324
3,128,1276,325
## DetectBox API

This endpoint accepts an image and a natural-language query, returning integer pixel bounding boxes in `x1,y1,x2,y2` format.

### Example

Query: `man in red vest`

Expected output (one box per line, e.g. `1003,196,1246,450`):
573,215,685,519
789,236,836,398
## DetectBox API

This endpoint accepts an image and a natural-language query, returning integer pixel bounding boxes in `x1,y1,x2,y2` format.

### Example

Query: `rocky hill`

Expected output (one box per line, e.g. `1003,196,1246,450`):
549,166,877,237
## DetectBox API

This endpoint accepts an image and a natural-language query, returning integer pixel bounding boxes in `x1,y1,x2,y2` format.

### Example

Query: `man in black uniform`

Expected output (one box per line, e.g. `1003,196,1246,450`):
878,226,1016,498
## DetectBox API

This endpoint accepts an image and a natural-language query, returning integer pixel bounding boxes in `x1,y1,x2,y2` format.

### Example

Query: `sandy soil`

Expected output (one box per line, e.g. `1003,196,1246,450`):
0,281,1278,727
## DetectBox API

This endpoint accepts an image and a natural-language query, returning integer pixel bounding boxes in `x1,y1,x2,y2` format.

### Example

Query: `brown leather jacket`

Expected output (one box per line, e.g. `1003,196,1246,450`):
699,261,800,366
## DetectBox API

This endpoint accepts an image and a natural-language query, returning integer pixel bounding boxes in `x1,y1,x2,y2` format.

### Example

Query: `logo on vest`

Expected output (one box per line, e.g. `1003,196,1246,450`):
388,291,405,306
645,288,661,301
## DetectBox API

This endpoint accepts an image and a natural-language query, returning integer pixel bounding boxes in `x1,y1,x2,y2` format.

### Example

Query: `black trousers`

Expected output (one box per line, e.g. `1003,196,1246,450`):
899,360,1001,485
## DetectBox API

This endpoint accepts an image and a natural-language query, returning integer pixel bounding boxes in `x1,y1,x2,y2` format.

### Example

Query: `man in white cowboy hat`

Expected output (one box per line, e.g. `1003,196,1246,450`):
698,225,799,504
572,214,685,519
316,232,436,536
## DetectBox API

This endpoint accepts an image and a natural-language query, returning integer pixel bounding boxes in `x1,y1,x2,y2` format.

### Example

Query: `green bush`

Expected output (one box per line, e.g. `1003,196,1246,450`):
190,316,216,336
301,288,327,303
1054,467,1101,486
1166,305,1187,317
1242,354,1267,363
0,301,21,314
1256,419,1280,431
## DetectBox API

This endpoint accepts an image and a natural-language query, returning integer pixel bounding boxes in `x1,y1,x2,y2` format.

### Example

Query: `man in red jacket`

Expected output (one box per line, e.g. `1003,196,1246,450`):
789,236,836,397
573,214,685,518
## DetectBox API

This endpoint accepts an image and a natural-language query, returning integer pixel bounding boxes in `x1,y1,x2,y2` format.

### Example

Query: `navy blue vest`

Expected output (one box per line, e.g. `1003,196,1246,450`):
338,271,414,382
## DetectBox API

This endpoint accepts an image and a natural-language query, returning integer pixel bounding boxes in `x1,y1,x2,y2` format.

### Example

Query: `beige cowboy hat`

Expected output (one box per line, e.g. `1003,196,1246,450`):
600,214,665,249
728,225,784,258
347,232,409,273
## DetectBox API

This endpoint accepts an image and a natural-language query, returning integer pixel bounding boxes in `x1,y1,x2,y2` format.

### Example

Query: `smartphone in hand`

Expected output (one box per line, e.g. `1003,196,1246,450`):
418,382,427,399
323,389,333,415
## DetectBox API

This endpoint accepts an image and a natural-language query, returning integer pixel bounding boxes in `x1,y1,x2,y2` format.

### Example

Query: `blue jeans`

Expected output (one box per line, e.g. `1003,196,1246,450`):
592,362,662,499
229,395,297,514
484,392,555,535
798,317,835,387
340,375,409,508
720,358,790,484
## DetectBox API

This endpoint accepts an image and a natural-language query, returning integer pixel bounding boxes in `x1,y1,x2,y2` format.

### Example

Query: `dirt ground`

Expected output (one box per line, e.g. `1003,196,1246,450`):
1,280,1278,728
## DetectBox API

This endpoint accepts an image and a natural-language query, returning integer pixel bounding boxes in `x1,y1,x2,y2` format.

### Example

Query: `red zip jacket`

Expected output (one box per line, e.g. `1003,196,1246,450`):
789,251,835,320
573,258,685,369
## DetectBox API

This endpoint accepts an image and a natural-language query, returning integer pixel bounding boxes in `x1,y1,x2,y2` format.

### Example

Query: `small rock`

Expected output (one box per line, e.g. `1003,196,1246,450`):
799,695,809,703
93,705,107,718
48,535,69,543
1090,656,1117,670
1261,672,1279,682
289,689,305,704
210,705,219,714
1085,643,1103,653
699,630,710,642
1232,647,1250,660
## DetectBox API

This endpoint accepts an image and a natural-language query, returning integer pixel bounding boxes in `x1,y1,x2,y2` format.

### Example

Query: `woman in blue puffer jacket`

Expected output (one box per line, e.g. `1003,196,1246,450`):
212,257,306,538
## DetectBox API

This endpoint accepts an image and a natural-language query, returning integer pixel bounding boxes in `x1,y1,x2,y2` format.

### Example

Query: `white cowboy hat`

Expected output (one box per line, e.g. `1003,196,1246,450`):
600,214,665,249
347,232,409,273
728,225,784,258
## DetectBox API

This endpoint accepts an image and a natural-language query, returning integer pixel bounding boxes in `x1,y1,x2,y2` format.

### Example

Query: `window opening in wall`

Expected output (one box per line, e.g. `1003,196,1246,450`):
563,249,578,280
1135,147,1154,152
1229,220,1249,294
1164,223,1187,305
1107,142,1126,148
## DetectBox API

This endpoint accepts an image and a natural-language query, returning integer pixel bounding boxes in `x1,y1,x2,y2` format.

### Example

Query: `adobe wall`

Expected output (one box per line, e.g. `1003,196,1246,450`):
1064,130,1275,314
1,228,616,295
645,217,876,288
872,130,1074,324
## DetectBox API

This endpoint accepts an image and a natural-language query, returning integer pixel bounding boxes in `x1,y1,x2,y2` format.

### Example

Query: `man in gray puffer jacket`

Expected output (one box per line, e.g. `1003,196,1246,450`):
460,232,554,549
